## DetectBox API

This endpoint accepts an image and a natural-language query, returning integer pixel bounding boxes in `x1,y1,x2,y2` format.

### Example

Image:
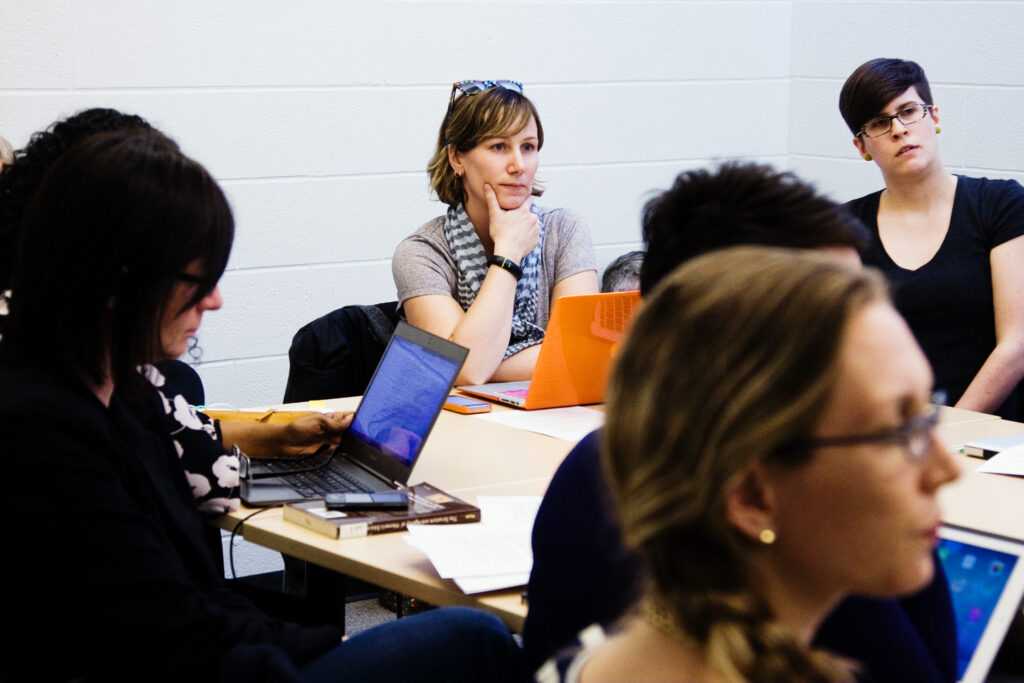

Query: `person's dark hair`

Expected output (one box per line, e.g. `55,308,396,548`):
428,85,544,206
0,108,154,290
639,162,869,295
601,250,644,293
838,58,934,135
4,129,233,393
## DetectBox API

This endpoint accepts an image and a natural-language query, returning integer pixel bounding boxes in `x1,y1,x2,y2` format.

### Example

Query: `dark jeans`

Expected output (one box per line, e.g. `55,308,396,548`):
300,607,523,683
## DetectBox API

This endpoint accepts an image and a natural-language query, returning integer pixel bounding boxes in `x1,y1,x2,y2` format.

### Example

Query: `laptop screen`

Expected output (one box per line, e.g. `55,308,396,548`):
349,331,462,466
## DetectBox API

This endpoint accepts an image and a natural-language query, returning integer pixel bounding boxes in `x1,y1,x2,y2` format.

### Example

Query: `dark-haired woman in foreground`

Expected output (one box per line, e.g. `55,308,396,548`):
0,129,519,682
840,58,1024,419
538,247,960,682
0,108,353,516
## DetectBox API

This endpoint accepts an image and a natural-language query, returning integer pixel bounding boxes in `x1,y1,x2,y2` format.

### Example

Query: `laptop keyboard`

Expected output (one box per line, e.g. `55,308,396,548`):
499,389,529,399
257,455,373,497
287,466,372,498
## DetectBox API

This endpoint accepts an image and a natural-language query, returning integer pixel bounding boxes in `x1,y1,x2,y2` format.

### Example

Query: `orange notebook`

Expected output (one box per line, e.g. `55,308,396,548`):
458,291,641,410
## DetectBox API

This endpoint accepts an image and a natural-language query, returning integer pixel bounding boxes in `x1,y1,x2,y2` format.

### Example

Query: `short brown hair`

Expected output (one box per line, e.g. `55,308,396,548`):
839,58,934,135
427,85,544,206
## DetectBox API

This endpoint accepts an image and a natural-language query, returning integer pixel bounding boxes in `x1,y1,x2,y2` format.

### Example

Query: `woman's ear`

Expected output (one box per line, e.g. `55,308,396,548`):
447,145,464,177
852,136,866,157
725,464,777,544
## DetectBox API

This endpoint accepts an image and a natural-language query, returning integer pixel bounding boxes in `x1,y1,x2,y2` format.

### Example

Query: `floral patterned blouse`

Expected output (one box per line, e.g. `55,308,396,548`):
142,364,241,514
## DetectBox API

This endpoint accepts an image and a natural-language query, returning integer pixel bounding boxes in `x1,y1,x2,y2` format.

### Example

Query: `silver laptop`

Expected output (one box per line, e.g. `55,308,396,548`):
240,321,468,506
938,524,1024,682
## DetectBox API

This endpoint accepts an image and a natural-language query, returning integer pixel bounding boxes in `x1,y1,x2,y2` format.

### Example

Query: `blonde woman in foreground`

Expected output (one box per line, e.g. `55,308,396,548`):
542,247,961,682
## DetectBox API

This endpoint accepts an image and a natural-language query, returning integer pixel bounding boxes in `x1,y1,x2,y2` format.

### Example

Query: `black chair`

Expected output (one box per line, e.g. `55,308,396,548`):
283,301,399,403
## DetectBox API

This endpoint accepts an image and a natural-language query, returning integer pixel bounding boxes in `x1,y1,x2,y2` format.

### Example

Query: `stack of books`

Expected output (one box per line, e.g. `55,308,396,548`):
283,482,479,540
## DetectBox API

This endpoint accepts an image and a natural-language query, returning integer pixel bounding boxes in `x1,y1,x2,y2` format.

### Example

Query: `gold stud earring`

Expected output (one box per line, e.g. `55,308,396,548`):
759,529,776,545
863,153,873,161
935,126,942,134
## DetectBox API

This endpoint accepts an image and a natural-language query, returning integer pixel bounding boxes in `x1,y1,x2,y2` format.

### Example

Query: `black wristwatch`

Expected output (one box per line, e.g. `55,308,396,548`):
488,255,523,281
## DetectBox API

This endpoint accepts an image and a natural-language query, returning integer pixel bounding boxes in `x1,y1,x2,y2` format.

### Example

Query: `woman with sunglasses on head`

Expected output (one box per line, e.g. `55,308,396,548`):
840,58,1024,419
537,246,960,683
0,128,521,683
393,80,598,385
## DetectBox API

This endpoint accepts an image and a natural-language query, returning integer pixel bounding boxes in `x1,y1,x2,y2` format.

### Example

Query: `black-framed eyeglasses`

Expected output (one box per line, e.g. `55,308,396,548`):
858,102,934,138
799,390,947,463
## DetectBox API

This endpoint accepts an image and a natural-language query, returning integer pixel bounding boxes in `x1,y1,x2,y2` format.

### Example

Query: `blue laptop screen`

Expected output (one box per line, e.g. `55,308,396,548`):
938,537,1019,678
349,333,461,466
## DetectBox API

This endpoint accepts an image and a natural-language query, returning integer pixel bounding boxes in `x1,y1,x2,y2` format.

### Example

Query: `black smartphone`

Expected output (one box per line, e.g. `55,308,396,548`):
323,492,409,511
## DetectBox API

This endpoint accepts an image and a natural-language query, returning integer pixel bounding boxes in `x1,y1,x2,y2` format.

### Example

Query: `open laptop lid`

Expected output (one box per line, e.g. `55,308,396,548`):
341,320,468,486
938,524,1024,683
458,291,641,410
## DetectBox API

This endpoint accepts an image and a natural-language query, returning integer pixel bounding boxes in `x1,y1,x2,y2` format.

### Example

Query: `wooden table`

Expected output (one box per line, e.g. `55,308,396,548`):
939,416,1024,542
223,400,1024,631
224,397,577,630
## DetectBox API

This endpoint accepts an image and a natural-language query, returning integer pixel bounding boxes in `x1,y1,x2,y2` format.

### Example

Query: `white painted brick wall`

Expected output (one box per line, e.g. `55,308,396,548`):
789,1,1024,202
3,0,1022,408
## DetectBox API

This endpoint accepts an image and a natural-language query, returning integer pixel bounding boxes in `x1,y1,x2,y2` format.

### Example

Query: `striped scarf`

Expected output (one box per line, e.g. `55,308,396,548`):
443,202,546,358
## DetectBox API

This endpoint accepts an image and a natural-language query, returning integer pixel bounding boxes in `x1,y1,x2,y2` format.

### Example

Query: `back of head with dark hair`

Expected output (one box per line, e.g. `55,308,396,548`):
639,162,868,295
5,128,233,392
0,108,154,289
838,58,933,135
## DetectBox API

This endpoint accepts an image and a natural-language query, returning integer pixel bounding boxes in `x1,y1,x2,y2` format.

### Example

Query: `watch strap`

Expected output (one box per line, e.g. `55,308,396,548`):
488,255,523,281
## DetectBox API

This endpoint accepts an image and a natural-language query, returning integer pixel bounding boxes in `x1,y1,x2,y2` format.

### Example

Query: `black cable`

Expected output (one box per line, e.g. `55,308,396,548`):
228,504,282,580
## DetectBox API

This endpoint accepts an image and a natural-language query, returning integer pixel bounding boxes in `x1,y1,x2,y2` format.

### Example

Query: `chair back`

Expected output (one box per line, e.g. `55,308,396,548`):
282,301,398,403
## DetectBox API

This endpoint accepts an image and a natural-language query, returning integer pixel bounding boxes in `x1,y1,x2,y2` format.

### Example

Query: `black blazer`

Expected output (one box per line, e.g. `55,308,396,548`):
0,350,339,682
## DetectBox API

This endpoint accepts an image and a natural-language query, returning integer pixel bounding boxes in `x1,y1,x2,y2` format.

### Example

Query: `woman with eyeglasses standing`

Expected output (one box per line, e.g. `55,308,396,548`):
840,58,1024,419
393,80,598,385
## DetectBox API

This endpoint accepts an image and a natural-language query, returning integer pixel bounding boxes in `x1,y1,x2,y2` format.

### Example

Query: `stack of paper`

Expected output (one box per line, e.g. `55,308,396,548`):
977,444,1024,477
405,496,542,593
475,406,604,442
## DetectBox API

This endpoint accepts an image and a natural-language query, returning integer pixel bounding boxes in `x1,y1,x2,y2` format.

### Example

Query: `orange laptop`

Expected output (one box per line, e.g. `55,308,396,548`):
457,291,641,410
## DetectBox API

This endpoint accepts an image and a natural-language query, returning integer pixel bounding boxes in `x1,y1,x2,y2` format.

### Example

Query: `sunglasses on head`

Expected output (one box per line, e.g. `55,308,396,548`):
448,80,524,109
444,81,525,146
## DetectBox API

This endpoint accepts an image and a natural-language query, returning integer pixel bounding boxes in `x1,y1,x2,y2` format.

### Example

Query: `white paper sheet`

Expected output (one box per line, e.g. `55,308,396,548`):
404,495,543,592
405,525,533,578
976,444,1024,477
477,496,543,529
474,406,604,441
453,573,530,594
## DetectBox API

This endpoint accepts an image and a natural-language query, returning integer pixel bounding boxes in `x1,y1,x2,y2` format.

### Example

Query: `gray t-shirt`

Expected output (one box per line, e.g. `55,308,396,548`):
392,205,597,332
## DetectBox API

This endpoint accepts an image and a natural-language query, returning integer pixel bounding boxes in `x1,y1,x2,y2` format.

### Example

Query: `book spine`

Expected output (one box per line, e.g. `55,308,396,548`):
356,509,480,537
963,446,997,459
282,506,341,539
409,511,479,526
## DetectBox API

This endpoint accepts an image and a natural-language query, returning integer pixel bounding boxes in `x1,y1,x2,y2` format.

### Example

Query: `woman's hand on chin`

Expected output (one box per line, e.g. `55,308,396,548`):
485,183,539,263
